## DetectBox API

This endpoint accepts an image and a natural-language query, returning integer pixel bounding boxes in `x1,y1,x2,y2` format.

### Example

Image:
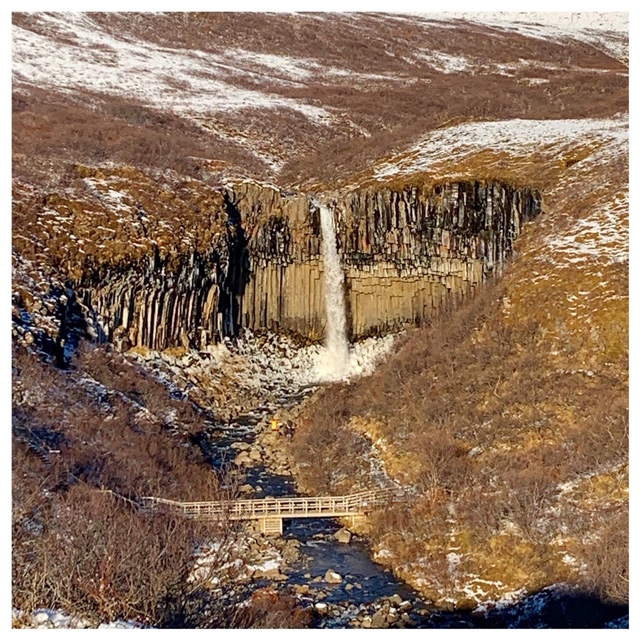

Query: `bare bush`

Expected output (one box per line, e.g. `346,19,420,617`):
575,507,629,605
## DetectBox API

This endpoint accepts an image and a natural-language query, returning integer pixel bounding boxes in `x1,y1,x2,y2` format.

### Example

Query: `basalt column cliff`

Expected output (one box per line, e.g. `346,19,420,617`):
234,180,541,340
80,180,540,351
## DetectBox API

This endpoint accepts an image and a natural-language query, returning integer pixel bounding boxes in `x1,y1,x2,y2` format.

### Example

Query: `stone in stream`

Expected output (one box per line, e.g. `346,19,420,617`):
334,528,352,544
371,609,389,629
315,603,328,615
399,600,412,612
233,452,250,466
324,569,343,584
34,612,50,625
253,566,282,580
239,484,254,494
389,593,403,606
345,583,353,591
361,617,372,629
282,545,299,563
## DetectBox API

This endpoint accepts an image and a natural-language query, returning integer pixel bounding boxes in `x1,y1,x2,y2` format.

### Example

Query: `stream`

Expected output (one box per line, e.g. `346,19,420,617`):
198,392,441,629
196,387,628,630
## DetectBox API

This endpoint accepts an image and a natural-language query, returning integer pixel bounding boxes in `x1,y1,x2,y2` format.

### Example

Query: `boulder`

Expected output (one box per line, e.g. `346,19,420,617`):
253,566,282,580
324,569,342,584
334,528,352,544
371,610,388,629
34,612,50,625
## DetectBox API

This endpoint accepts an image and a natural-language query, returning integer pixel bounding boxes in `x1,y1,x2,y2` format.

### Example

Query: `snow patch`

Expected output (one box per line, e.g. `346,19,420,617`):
12,13,334,125
374,115,627,180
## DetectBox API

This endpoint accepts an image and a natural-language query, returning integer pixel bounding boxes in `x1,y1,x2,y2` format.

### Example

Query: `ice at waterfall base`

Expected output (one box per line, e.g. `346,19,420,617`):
211,330,398,391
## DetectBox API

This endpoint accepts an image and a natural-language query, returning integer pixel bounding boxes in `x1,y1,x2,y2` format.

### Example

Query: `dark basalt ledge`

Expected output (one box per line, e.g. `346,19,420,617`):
75,180,541,351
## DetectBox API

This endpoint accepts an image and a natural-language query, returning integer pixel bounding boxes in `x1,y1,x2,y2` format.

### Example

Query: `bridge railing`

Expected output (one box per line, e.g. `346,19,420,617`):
140,487,401,521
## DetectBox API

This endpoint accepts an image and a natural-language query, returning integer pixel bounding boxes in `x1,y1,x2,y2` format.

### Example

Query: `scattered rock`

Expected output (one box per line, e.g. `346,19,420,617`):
324,569,343,584
315,603,328,615
334,528,352,544
282,545,300,563
345,583,353,591
389,593,403,606
34,612,50,625
361,617,372,629
253,566,282,580
371,609,388,629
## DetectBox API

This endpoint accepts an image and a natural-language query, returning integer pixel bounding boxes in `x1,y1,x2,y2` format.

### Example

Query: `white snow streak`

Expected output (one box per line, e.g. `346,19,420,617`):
12,13,332,123
374,115,628,180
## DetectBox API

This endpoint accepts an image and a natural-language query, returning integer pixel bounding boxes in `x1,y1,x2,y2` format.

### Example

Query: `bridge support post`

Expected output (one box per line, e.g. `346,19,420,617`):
260,517,283,536
347,515,367,529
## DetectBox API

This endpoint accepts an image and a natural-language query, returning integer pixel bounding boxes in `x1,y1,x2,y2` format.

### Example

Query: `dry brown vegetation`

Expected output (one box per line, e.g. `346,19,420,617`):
12,342,219,625
12,343,310,627
293,276,628,606
12,342,221,501
12,158,229,283
12,86,269,185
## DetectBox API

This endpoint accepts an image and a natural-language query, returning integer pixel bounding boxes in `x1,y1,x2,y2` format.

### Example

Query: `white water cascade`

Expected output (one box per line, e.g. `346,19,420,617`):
318,203,350,379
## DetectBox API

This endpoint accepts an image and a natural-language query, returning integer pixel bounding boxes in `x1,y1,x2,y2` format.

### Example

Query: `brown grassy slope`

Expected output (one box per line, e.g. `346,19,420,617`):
13,13,627,189
12,343,223,501
12,159,228,282
12,342,235,626
12,87,271,184
292,139,628,606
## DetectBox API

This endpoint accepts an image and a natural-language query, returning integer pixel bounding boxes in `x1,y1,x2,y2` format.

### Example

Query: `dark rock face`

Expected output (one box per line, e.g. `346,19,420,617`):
66,180,540,351
77,204,249,351
233,180,541,340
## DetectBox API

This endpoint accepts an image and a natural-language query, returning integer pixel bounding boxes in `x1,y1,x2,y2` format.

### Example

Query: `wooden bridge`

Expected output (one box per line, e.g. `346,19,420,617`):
140,488,401,536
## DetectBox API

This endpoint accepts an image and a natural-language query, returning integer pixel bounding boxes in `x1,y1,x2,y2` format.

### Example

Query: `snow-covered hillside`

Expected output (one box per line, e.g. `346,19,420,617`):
12,12,628,185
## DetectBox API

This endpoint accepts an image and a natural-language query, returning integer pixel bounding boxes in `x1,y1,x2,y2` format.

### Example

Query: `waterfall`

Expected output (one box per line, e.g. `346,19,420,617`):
318,203,350,379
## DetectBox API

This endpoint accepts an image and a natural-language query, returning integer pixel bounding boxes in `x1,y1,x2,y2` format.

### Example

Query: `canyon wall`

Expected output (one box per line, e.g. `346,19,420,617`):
71,180,540,351
232,180,541,340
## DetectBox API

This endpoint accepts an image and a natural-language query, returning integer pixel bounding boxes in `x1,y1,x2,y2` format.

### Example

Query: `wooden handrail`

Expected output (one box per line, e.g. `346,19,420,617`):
139,487,402,521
